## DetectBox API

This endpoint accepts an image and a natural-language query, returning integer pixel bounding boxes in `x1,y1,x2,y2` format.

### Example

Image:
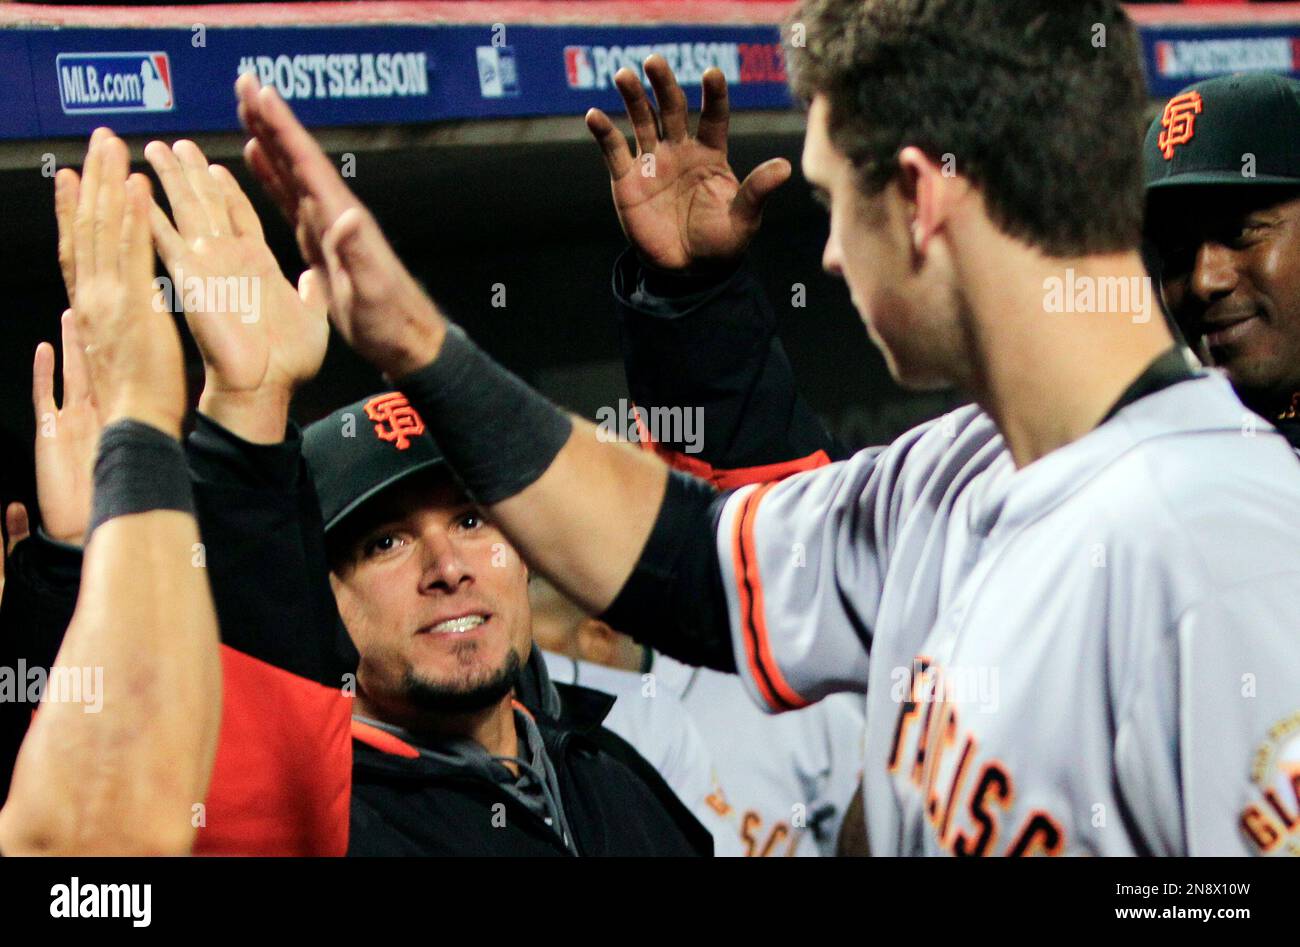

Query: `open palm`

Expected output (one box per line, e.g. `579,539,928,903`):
145,139,327,395
587,56,791,271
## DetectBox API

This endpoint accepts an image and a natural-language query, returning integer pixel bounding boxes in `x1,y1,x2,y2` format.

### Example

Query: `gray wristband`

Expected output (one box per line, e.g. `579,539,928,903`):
393,323,573,506
87,419,196,536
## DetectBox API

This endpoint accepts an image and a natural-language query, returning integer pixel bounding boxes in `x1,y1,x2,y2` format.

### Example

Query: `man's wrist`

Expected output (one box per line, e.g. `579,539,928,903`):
104,402,183,442
381,304,448,379
198,385,291,445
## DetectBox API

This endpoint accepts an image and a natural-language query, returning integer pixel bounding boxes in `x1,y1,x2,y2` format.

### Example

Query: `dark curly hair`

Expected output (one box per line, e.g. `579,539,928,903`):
786,0,1148,256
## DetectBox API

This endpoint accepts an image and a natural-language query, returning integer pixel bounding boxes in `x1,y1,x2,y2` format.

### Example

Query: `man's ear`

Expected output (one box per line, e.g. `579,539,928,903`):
576,618,621,669
897,145,955,258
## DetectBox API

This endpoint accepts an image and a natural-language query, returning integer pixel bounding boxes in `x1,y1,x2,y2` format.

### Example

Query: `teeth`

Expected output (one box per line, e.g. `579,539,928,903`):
430,615,486,634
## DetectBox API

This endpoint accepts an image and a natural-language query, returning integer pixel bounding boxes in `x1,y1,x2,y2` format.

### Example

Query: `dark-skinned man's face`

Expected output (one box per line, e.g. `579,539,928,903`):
1148,186,1300,414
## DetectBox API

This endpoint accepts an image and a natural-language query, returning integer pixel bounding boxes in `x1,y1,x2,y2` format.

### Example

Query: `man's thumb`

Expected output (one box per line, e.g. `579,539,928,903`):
325,207,389,286
733,157,793,223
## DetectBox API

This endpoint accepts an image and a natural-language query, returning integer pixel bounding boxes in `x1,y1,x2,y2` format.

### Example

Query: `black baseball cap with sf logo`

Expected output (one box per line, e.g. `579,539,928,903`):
303,392,447,534
1145,72,1300,191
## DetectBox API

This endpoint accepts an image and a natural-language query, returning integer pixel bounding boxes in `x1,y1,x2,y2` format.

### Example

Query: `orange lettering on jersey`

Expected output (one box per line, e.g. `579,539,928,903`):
888,656,932,773
1157,90,1203,160
951,762,1014,856
1240,804,1282,853
940,735,975,845
706,786,732,818
911,698,937,787
740,810,762,857
1006,810,1066,856
364,392,426,450
1264,787,1299,832
736,810,800,857
925,703,958,822
759,822,790,857
1239,711,1300,855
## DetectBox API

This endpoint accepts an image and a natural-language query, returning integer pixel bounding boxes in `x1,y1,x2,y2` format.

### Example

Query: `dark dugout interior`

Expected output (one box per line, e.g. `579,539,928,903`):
0,118,961,519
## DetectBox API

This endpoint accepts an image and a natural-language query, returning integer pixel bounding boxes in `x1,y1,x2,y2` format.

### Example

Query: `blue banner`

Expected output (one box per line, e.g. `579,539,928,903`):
1,16,1297,140
1140,24,1300,99
12,23,793,140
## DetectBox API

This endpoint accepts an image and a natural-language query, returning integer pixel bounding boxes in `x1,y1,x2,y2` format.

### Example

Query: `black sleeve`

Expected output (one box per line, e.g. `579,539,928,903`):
615,249,851,478
186,414,358,686
0,531,81,802
598,470,735,673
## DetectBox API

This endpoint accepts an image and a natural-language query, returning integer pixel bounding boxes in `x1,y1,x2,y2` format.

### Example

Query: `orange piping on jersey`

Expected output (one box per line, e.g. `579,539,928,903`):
629,399,833,490
644,439,832,490
732,482,811,712
731,484,782,711
351,719,420,759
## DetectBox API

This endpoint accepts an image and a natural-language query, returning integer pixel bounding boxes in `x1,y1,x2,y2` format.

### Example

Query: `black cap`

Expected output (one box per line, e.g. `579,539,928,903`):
303,392,445,534
1145,72,1300,191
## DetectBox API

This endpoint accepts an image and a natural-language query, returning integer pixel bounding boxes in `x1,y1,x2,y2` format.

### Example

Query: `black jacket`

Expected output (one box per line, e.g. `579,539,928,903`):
349,674,713,857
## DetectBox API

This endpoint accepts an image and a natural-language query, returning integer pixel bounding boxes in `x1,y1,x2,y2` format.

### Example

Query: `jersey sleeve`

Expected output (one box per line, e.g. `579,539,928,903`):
712,447,893,712
1115,576,1300,856
614,249,848,489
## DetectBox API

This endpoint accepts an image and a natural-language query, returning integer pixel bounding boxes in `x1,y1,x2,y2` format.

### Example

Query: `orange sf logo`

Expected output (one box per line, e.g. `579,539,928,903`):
1157,90,1203,161
364,392,426,450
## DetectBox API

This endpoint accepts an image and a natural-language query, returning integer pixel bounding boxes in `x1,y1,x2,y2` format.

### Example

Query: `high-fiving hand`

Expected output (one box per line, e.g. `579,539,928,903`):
67,130,187,438
144,139,328,399
586,56,791,271
235,73,445,379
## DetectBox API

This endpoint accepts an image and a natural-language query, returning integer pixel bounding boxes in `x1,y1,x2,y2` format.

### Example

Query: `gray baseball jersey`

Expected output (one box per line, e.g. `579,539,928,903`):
713,372,1300,856
539,649,745,856
655,654,864,857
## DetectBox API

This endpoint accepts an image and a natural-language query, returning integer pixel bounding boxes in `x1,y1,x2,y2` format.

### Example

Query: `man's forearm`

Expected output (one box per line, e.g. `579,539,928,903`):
495,420,670,614
0,426,221,855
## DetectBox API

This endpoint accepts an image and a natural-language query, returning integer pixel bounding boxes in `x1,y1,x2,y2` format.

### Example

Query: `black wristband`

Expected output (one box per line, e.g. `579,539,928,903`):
87,419,196,536
393,323,574,506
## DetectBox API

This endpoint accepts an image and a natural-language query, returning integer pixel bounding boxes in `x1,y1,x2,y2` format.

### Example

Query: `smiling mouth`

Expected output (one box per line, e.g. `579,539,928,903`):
1202,315,1261,350
420,614,490,635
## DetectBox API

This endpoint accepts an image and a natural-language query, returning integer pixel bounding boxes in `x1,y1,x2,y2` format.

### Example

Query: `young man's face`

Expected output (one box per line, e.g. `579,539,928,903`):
1151,188,1300,408
801,95,962,390
330,472,532,721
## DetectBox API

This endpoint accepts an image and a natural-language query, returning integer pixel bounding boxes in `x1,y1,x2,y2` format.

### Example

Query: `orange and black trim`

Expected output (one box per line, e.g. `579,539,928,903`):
730,483,810,712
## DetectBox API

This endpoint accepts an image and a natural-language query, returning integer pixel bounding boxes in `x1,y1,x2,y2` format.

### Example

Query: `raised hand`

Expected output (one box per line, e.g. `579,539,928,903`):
235,72,444,378
70,131,187,437
144,139,328,403
586,56,792,271
31,313,100,546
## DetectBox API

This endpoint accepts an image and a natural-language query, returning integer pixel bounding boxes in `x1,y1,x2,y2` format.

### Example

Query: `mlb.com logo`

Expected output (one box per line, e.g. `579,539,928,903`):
564,46,595,89
57,52,174,114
